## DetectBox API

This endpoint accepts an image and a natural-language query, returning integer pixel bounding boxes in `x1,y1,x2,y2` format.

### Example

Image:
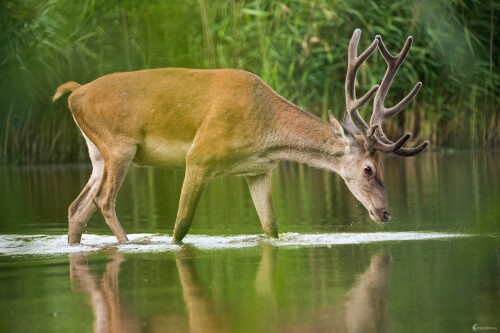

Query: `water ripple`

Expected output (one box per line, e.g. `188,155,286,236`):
0,232,468,256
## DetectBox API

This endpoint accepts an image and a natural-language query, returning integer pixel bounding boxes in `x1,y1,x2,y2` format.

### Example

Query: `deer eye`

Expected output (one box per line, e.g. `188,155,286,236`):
363,165,373,175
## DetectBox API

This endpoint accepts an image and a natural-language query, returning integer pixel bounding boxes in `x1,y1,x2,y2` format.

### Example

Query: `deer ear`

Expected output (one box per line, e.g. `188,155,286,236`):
329,110,356,144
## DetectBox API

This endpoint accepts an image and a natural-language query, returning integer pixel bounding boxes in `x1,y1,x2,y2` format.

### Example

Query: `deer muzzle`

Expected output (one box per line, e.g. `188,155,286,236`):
369,208,391,223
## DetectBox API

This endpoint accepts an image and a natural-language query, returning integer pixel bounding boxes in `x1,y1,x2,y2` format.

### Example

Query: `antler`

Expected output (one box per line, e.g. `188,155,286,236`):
344,29,378,135
370,35,429,156
344,29,429,156
344,29,410,153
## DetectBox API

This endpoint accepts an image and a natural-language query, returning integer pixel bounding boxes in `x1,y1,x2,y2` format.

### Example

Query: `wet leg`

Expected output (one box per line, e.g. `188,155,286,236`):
94,149,136,243
246,171,278,238
68,180,99,244
68,136,103,244
172,166,209,243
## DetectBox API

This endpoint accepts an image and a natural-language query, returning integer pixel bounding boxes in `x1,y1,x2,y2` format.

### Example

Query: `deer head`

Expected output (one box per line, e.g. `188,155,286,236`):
331,29,429,223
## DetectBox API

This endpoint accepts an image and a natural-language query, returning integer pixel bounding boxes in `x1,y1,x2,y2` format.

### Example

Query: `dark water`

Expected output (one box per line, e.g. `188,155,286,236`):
0,151,499,332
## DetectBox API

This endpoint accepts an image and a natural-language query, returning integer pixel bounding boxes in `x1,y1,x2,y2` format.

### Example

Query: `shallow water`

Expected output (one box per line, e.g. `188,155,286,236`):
0,151,499,332
0,232,467,256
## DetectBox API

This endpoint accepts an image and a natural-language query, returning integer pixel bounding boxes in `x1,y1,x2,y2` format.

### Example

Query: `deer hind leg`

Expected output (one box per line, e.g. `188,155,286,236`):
172,165,210,244
246,171,278,238
93,146,137,243
68,135,103,244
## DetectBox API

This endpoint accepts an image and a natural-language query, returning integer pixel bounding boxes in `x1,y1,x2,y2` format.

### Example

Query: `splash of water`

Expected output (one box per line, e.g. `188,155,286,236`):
0,232,469,257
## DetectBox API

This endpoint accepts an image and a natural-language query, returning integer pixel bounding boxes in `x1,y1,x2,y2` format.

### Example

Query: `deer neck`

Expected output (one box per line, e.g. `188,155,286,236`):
269,104,346,173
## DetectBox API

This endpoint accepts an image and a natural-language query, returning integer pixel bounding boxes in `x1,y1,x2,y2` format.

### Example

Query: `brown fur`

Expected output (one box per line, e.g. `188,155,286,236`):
54,68,390,244
52,81,81,102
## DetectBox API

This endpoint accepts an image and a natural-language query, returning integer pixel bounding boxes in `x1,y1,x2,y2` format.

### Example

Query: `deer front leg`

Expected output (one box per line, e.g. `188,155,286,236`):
172,166,209,244
246,171,278,238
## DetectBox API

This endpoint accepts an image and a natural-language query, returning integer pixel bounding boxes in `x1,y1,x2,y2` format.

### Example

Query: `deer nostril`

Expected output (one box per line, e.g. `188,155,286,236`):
383,211,391,222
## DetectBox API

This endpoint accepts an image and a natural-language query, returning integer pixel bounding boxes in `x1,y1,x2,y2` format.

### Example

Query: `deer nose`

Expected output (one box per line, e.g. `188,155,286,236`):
383,211,391,222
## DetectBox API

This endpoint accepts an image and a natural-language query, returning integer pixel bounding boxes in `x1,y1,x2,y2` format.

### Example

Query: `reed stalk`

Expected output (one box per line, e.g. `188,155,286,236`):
0,0,498,164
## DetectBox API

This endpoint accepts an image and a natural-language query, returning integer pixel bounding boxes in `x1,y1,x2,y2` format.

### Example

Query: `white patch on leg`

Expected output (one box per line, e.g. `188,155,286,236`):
81,132,104,183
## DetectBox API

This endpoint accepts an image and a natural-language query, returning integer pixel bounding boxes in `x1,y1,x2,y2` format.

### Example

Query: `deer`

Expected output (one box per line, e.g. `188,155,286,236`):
52,29,428,245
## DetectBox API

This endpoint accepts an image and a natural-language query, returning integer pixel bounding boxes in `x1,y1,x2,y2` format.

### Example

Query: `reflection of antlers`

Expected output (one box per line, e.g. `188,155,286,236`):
345,29,429,156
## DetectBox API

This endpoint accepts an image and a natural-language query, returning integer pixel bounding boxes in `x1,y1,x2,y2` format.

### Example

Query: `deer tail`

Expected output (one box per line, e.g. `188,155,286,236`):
52,81,82,102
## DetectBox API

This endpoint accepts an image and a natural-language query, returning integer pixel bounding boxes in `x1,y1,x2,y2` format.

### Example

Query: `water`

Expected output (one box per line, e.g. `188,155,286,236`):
0,151,499,332
0,232,467,256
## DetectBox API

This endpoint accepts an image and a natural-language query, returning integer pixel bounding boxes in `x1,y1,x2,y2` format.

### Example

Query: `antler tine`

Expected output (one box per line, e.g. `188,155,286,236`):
345,29,379,136
367,34,428,156
371,130,411,153
373,114,429,156
394,141,429,156
385,82,422,118
371,35,414,125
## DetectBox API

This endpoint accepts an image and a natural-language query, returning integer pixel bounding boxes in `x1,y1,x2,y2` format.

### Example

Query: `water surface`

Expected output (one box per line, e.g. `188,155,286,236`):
0,151,499,332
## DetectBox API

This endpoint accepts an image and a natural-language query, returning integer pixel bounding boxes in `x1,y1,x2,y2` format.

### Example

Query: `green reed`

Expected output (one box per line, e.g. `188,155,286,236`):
0,0,498,164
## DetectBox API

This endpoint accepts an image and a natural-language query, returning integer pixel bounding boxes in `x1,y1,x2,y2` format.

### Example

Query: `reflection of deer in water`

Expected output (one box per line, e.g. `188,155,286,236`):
69,252,141,333
345,254,391,333
70,249,229,333
70,249,391,333
175,246,230,333
284,253,392,333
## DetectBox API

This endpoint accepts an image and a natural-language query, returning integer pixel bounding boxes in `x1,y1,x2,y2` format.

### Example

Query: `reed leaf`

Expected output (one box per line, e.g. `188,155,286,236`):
0,0,498,164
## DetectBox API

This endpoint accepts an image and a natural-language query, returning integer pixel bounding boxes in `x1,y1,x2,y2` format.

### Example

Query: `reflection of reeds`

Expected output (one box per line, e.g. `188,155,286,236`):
1,0,498,163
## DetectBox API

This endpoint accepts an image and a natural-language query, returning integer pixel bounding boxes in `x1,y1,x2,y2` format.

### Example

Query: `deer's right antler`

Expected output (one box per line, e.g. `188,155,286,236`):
370,35,429,156
344,29,429,156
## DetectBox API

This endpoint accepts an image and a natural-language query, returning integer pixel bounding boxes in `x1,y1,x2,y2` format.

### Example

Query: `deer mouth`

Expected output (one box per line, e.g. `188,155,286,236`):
369,209,391,223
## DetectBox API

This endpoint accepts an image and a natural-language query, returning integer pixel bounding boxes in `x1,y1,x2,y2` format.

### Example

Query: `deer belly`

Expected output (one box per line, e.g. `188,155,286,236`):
134,137,191,168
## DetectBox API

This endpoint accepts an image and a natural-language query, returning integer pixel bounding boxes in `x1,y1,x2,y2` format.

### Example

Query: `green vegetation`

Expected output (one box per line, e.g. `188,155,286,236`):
1,0,498,163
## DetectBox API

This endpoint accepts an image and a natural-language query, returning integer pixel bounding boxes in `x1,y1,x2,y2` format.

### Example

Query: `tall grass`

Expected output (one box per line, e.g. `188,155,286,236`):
0,0,498,164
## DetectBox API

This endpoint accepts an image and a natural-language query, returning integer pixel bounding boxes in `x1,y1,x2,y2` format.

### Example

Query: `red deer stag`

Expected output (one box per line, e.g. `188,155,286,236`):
53,29,428,244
